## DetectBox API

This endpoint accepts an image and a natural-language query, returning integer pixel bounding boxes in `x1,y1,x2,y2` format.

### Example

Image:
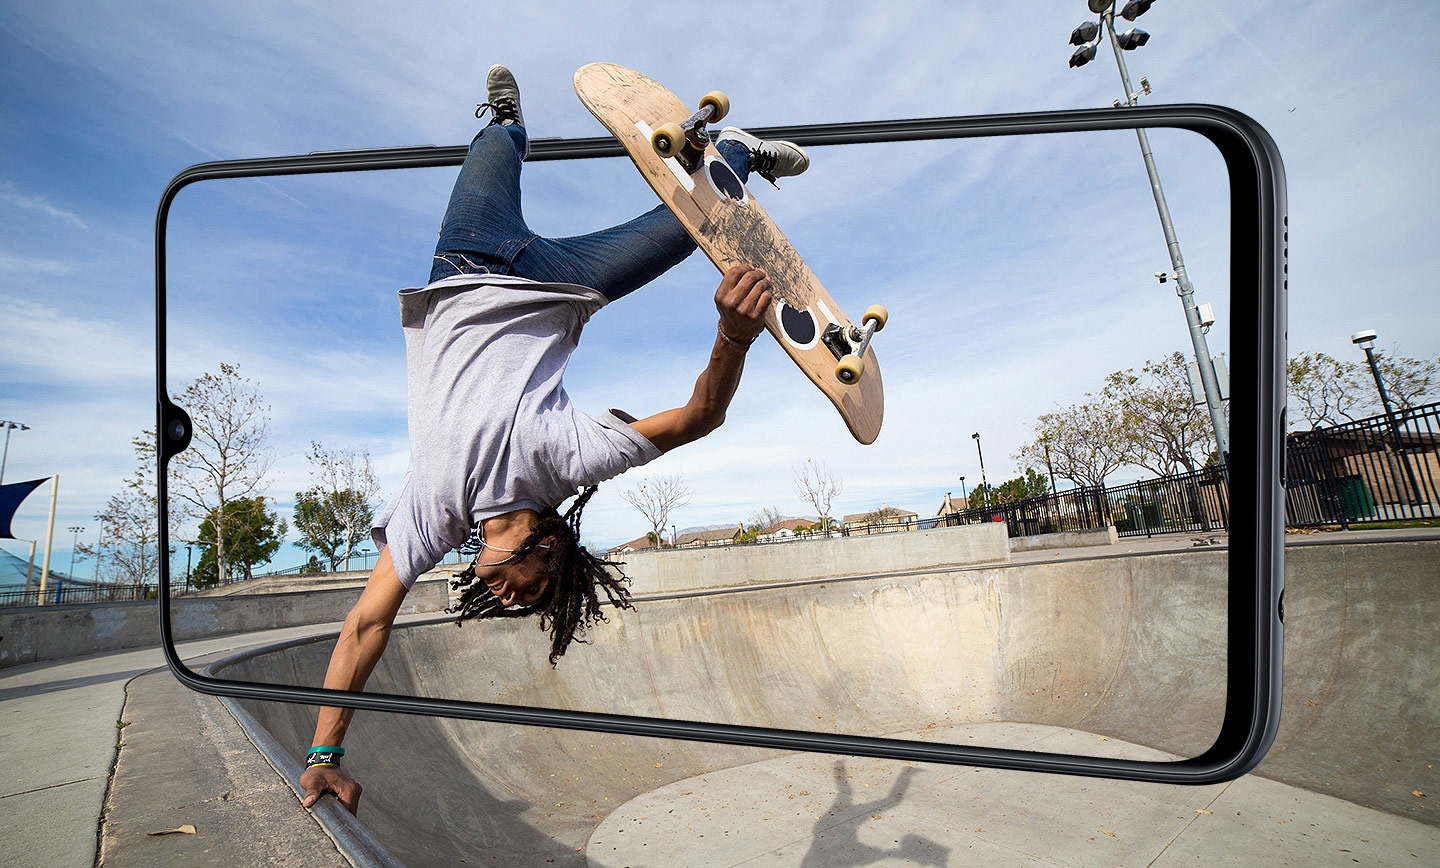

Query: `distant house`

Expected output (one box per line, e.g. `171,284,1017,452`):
676,525,743,548
607,535,658,556
936,492,968,518
754,518,817,542
842,505,919,535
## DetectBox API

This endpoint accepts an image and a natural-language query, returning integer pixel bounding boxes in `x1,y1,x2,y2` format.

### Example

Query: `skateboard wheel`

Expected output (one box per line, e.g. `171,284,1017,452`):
836,354,864,384
652,123,685,158
699,91,730,123
863,304,889,331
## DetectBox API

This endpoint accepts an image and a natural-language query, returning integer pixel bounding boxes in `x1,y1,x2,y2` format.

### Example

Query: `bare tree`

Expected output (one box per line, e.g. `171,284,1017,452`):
1376,351,1439,410
1286,352,1370,429
793,459,842,531
169,363,273,584
738,506,785,541
1103,353,1215,476
293,442,381,571
1016,393,1128,490
80,431,160,590
620,474,692,546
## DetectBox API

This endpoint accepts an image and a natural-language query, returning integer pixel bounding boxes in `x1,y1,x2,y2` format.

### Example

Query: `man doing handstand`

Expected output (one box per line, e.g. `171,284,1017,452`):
299,65,809,814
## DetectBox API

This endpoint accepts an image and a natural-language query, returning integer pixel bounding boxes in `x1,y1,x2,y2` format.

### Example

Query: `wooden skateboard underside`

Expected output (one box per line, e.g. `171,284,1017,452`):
574,62,883,445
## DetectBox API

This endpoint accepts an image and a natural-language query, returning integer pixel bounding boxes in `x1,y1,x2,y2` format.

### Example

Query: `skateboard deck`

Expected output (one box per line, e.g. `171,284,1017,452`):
574,62,884,445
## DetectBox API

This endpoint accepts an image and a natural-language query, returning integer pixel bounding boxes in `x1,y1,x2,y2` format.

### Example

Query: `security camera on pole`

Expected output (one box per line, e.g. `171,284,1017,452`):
1068,0,1230,463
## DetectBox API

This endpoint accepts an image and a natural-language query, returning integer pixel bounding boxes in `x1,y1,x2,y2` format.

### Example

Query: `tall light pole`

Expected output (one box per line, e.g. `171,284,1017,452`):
68,526,85,580
972,433,989,507
0,420,30,486
1352,329,1421,504
1068,0,1230,461
1350,330,1396,416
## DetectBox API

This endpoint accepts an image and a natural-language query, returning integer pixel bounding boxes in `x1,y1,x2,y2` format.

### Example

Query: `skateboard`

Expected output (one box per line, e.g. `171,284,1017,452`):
574,62,886,445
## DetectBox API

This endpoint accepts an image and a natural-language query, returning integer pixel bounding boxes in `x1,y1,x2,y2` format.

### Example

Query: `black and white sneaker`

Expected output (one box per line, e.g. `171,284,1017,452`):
477,64,527,154
716,126,810,185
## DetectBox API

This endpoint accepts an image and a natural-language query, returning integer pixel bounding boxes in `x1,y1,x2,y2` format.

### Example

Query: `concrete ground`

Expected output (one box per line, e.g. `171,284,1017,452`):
2,529,1436,867
0,616,432,868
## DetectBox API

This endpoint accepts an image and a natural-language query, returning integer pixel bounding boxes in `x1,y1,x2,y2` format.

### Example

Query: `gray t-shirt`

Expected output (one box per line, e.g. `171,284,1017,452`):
373,273,661,589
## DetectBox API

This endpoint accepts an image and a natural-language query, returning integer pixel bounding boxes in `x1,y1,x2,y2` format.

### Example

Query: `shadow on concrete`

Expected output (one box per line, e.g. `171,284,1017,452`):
800,762,948,868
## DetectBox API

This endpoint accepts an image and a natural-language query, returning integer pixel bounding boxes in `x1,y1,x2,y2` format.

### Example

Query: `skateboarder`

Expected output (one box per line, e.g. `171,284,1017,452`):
300,65,809,814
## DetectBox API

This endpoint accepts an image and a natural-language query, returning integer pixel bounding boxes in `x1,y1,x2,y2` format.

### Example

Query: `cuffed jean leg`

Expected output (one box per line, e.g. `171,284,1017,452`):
429,123,536,283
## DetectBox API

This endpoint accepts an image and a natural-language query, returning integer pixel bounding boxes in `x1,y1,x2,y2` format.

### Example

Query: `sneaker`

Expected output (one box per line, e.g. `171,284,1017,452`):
716,127,810,185
476,64,526,157
484,65,524,125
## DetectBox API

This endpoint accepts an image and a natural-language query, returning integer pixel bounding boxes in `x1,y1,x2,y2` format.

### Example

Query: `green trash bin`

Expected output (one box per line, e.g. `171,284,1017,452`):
1336,476,1376,520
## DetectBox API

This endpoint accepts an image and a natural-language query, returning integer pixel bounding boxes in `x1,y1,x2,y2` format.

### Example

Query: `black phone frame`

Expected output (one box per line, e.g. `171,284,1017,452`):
155,102,1286,786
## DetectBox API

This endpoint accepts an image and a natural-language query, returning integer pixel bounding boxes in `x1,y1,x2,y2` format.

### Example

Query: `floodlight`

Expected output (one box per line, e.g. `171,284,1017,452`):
1117,28,1150,50
1121,0,1154,21
1070,22,1100,45
1350,329,1378,348
1069,44,1098,67
1088,0,1115,13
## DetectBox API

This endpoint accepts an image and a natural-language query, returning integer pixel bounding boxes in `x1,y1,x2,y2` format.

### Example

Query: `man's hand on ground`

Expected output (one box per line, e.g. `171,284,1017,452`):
715,265,771,346
300,764,363,815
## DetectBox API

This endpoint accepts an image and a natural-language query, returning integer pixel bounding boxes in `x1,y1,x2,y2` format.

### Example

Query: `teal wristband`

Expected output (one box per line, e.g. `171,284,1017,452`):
307,746,345,757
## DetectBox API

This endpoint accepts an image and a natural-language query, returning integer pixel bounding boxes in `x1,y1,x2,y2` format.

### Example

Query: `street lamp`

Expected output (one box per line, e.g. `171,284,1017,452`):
68,526,85,580
972,433,989,507
1066,0,1231,462
1352,329,1421,505
1350,330,1395,416
0,420,30,486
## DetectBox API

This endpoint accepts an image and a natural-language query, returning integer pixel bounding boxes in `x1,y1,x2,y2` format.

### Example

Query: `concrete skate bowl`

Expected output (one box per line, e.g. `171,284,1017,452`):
212,536,1439,867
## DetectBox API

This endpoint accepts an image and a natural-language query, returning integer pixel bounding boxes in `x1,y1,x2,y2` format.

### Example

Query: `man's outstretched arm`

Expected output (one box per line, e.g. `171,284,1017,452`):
631,265,772,453
298,547,408,815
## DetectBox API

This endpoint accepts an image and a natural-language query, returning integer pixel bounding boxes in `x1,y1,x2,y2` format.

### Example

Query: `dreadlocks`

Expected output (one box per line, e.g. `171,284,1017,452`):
448,485,633,666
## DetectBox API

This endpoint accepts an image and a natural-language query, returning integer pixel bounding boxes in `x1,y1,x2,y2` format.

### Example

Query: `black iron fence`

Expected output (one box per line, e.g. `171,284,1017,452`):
937,465,1229,540
0,582,155,608
1285,401,1440,528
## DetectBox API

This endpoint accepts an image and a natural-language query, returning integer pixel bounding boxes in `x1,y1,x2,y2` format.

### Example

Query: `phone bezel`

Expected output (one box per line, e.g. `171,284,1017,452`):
155,102,1285,785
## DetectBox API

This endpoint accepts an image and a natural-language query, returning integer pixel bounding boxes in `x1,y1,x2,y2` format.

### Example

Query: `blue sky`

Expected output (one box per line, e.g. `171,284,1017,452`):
2,0,1437,570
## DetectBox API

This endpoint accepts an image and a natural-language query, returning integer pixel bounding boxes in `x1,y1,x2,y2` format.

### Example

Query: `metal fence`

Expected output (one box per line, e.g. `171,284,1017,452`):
0,582,155,608
1285,401,1440,528
934,465,1229,540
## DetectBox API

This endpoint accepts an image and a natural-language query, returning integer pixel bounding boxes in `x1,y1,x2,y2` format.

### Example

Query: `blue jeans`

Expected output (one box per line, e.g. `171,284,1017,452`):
429,122,751,301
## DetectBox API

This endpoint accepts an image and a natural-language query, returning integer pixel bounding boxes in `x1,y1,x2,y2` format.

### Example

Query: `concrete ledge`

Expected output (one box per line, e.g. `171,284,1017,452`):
0,579,448,669
1009,525,1119,552
617,522,1010,595
98,668,352,867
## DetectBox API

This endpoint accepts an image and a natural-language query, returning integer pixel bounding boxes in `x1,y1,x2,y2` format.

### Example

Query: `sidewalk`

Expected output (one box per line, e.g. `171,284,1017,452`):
0,625,339,868
3,528,1435,867
0,614,431,868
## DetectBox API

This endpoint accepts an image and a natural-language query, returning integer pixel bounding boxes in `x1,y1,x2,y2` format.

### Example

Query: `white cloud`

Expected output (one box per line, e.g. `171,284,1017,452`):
0,181,88,229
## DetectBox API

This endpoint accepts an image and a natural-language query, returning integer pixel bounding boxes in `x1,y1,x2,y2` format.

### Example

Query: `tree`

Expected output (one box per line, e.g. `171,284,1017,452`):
193,496,286,586
293,442,380,572
1103,352,1215,476
1376,351,1439,410
1286,352,1369,429
80,431,160,590
620,474,691,546
1016,392,1128,490
985,469,1051,505
169,363,273,584
793,459,842,531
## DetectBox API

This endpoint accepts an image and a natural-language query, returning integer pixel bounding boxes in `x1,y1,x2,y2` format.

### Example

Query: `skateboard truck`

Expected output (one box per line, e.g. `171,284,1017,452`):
827,305,888,385
650,91,730,174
